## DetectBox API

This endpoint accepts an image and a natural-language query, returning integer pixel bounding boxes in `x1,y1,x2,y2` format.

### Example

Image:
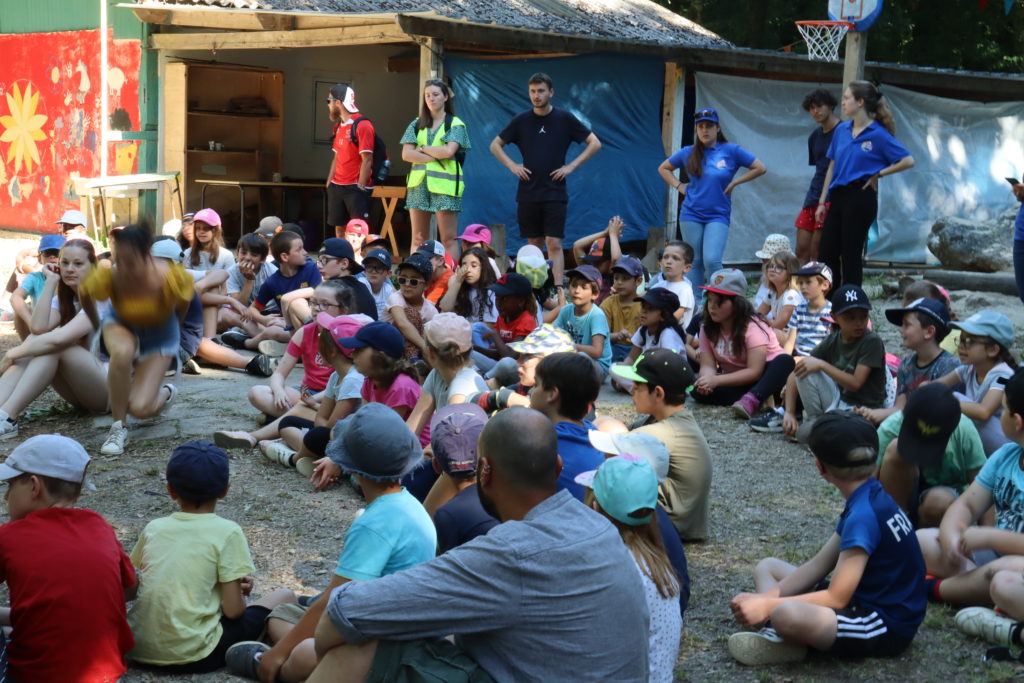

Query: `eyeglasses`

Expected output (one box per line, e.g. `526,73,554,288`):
317,255,341,266
958,335,989,348
364,264,388,274
766,264,787,272
397,276,423,287
310,299,341,310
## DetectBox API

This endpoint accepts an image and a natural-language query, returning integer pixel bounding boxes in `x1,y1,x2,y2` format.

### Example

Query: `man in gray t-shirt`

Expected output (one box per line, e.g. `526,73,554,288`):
311,408,649,682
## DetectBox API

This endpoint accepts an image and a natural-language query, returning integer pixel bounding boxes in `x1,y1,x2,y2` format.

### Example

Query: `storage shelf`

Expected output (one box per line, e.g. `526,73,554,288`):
188,110,279,120
187,149,259,155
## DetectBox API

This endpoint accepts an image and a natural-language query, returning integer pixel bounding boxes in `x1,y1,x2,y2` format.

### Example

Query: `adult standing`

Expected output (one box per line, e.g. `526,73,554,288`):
795,89,840,264
658,108,766,289
816,81,914,287
1012,178,1024,305
401,79,471,258
325,83,374,240
490,73,602,291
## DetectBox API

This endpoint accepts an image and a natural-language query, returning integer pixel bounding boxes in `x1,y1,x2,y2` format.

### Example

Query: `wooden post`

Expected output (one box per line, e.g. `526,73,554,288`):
419,37,444,87
661,62,684,240
489,223,509,272
842,32,867,91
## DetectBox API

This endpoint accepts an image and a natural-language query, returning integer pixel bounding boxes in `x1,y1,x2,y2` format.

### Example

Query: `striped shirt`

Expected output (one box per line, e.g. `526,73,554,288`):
787,299,832,356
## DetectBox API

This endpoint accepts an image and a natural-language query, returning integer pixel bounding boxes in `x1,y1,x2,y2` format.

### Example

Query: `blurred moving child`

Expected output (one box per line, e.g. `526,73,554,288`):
382,252,438,359
554,265,612,379
473,272,537,376
601,256,644,362
755,249,802,339
9,234,65,339
650,241,696,327
355,247,395,319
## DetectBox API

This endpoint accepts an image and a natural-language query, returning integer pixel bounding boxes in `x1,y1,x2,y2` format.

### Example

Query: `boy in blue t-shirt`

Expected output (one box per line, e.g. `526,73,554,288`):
226,403,436,682
728,412,925,666
10,234,65,340
248,230,321,332
554,264,612,377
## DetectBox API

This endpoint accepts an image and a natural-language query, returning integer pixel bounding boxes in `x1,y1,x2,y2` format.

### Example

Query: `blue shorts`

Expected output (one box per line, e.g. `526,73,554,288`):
101,309,181,359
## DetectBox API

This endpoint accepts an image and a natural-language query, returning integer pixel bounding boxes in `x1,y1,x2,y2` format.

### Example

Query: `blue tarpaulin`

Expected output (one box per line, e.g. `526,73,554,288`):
446,53,667,252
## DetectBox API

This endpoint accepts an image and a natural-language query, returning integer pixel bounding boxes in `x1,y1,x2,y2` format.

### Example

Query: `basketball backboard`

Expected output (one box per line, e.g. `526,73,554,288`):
828,0,883,31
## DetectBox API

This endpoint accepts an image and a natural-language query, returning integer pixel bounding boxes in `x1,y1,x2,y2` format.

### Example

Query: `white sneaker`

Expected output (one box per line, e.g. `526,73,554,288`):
955,606,1018,647
101,420,129,455
728,627,807,666
156,383,178,416
0,410,19,440
259,439,296,467
257,340,289,357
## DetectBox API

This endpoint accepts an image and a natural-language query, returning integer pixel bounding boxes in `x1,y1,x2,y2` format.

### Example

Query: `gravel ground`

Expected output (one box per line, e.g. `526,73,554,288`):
0,251,1023,680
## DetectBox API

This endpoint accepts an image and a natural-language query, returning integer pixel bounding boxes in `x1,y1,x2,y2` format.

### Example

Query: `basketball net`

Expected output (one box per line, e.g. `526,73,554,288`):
795,20,853,61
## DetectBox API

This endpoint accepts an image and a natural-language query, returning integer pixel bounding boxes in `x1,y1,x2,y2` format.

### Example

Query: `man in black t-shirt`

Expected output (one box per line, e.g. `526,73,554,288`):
490,73,602,289
795,89,839,264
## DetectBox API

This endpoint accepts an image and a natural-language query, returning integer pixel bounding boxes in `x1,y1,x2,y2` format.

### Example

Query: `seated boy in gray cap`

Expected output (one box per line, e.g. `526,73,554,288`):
128,440,295,673
227,403,436,682
0,434,137,683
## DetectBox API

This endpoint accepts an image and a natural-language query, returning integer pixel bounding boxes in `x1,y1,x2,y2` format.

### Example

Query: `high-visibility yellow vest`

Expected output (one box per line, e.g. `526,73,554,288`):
407,117,466,197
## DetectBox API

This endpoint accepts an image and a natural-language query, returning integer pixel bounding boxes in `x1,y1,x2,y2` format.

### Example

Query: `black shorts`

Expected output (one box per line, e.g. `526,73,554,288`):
327,183,371,228
517,201,567,239
137,605,271,674
826,605,912,659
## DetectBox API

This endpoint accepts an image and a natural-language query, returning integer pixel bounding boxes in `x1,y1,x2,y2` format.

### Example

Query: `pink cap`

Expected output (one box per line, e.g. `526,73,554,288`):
315,313,365,358
459,224,491,245
192,208,221,228
424,312,472,353
345,218,370,235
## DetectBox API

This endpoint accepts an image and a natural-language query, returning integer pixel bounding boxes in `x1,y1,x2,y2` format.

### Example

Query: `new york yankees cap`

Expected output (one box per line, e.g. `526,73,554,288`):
831,284,872,315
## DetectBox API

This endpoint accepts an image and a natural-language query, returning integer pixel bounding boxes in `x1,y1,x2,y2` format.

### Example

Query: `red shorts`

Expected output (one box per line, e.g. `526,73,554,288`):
795,204,828,232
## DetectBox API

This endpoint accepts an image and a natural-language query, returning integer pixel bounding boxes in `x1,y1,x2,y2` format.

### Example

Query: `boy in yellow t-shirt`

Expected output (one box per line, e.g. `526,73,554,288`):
601,256,644,363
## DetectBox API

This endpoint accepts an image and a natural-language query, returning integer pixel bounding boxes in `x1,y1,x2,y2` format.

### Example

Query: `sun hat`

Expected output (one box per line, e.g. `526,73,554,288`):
699,268,747,297
458,224,491,245
192,208,221,228
327,403,423,481
315,313,365,358
612,256,644,278
884,297,950,332
754,233,792,260
515,244,549,289
424,313,472,353
0,434,90,484
807,412,879,468
611,348,695,396
336,321,404,359
55,209,86,226
566,264,602,285
166,440,230,501
430,403,488,477
39,234,66,253
587,431,669,483
345,218,370,235
151,239,185,263
831,284,872,315
400,252,434,281
792,261,833,284
574,455,659,526
508,324,575,357
897,383,959,468
489,273,532,298
256,216,283,237
951,311,1015,350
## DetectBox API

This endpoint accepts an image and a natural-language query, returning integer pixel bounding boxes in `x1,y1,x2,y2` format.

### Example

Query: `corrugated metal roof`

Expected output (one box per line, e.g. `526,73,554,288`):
133,0,729,47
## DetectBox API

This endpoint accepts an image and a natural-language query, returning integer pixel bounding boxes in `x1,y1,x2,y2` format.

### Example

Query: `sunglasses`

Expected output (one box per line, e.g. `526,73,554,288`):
325,96,338,103
397,276,424,287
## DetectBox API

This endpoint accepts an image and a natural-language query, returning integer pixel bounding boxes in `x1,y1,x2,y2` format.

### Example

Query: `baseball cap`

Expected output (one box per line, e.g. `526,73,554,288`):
417,240,446,258
831,284,872,315
611,256,644,278
39,234,66,253
337,321,405,359
699,268,747,297
430,403,488,477
884,297,950,331
587,430,669,483
0,434,90,484
399,252,434,280
951,311,1015,350
281,222,303,237
192,208,221,228
792,261,833,284
151,239,184,263
161,218,182,237
489,273,532,298
581,237,611,264
327,403,423,481
345,218,370,236
611,348,694,395
55,209,86,226
636,286,680,312
694,107,719,124
256,216,283,237
807,412,879,468
458,224,491,245
574,455,658,526
362,248,393,270
754,233,792,260
315,313,364,358
897,383,959,468
329,83,359,113
508,324,575,357
515,244,549,288
566,264,602,285
424,312,472,353
166,440,230,501
320,238,363,273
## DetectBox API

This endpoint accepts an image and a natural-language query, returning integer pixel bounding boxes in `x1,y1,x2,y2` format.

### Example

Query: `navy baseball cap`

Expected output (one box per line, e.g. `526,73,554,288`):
884,297,950,331
566,264,602,285
489,273,532,298
636,286,680,312
320,238,363,273
363,248,393,270
807,412,879,468
831,284,872,315
897,383,959,468
430,404,488,477
337,321,405,359
611,256,644,278
166,440,230,501
399,252,434,281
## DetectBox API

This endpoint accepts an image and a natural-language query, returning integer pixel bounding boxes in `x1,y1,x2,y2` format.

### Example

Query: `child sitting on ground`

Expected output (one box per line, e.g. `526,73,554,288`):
382,252,438,360
555,265,613,379
610,288,686,394
439,246,498,325
281,238,378,324
650,241,696,327
755,249,802,341
572,216,624,303
692,269,795,419
728,412,925,666
933,311,1017,455
226,404,436,682
601,256,645,362
9,234,65,340
248,230,321,354
472,272,537,376
184,208,235,276
355,247,395,319
342,218,369,264
0,435,137,682
417,240,455,305
751,234,792,310
457,223,502,277
901,279,961,354
218,233,277,348
129,440,295,673
515,243,563,324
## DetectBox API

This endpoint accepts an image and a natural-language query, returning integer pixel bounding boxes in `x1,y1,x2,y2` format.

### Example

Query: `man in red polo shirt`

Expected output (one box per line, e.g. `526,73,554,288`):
326,83,374,239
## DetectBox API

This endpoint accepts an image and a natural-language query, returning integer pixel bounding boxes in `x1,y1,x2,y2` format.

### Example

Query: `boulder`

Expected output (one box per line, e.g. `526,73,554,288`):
927,207,1016,273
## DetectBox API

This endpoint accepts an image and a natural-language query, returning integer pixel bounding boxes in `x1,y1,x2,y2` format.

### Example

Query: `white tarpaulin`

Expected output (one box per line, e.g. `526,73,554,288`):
694,72,1024,264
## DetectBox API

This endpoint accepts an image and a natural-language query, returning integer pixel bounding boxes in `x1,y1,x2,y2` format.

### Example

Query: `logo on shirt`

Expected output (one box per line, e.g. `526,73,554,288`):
539,126,547,134
716,159,727,169
860,140,873,152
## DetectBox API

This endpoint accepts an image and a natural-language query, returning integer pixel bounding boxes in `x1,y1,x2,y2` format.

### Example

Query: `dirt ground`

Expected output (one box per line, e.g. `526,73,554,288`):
1,237,1023,680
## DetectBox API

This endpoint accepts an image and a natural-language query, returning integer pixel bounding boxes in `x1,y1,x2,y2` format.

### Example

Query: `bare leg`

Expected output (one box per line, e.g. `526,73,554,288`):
753,557,797,593
13,316,29,342
248,385,302,418
5,346,108,418
991,570,1024,623
252,588,298,611
917,488,957,529
770,601,838,650
0,358,29,407
545,236,564,288
308,640,378,683
280,426,305,451
934,556,1024,606
250,404,316,441
0,354,58,418
127,353,174,418
245,325,288,350
279,638,318,682
436,210,459,259
409,208,432,255
218,307,242,333
795,229,812,265
103,323,138,422
809,230,823,263
287,299,313,329
202,303,219,338
196,338,249,370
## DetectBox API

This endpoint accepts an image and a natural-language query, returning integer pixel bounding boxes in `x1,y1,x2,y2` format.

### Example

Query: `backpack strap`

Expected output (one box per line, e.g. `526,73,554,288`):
443,113,463,196
349,116,364,146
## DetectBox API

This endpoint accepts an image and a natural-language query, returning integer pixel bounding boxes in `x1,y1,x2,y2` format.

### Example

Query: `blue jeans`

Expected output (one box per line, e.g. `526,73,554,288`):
681,220,729,288
1015,239,1024,305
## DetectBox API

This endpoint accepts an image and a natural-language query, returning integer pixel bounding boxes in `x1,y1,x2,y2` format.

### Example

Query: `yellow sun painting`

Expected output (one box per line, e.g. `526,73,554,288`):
0,82,48,175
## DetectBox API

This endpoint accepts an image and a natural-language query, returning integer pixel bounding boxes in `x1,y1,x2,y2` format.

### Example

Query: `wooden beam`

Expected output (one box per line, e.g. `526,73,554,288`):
149,24,410,51
133,8,172,25
661,62,684,238
419,37,444,82
842,32,867,87
257,14,295,31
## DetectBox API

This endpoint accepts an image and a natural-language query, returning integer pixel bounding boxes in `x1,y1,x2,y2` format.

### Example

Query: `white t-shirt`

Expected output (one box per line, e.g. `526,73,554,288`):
763,288,804,322
380,291,438,325
226,261,277,305
630,325,686,354
356,274,396,320
423,366,488,408
468,289,498,324
651,279,695,328
753,280,771,309
635,559,682,683
183,246,235,273
324,366,365,402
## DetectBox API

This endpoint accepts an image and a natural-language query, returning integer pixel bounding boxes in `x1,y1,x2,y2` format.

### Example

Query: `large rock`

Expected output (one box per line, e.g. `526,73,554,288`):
927,207,1016,273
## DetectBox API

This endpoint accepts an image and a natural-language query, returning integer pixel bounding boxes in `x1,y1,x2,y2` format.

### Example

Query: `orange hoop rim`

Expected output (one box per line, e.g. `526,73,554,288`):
795,20,855,29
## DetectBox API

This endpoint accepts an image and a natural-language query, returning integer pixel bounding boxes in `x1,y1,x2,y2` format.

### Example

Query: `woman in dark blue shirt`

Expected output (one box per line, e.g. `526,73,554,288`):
816,81,914,287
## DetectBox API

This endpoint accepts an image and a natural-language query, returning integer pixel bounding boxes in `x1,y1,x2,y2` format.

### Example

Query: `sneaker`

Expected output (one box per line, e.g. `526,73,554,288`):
259,439,297,467
220,328,250,350
182,357,201,375
955,606,1018,646
731,392,761,420
156,383,178,416
728,627,808,666
101,420,129,455
245,353,276,378
749,410,784,433
294,456,315,478
225,640,269,679
257,340,288,357
214,431,257,450
0,418,19,440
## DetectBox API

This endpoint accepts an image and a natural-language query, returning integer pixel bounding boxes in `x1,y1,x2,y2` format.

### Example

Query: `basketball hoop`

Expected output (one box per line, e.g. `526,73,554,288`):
795,20,854,61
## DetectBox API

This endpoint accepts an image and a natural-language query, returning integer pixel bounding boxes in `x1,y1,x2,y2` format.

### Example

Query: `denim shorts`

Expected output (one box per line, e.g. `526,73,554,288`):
100,309,181,359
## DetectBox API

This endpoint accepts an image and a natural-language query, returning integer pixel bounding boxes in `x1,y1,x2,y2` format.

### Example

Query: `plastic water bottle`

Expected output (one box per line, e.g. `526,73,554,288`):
375,159,391,184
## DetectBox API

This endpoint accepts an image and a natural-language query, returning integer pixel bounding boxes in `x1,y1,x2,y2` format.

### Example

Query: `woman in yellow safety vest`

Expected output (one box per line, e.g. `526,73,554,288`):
401,78,471,258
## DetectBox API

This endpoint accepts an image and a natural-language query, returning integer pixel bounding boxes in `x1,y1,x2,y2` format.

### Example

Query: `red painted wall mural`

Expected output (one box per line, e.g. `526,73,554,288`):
0,29,141,233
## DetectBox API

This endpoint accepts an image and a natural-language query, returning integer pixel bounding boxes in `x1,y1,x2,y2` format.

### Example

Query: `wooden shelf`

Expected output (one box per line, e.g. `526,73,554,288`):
188,110,279,120
187,148,260,155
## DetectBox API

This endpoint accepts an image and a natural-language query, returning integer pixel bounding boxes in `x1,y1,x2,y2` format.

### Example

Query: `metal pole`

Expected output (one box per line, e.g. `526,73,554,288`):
100,0,109,177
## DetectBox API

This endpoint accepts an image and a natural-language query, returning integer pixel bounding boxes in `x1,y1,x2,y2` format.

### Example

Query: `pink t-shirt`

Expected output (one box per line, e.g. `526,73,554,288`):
286,322,333,391
361,373,430,447
698,317,784,374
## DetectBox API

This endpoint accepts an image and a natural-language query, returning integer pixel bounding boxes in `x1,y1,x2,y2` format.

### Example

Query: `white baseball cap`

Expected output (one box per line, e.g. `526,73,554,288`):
0,434,91,484
56,210,86,226
587,430,670,483
151,239,184,263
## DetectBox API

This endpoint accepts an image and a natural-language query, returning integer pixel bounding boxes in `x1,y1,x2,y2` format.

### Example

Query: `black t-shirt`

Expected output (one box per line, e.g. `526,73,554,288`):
804,124,837,208
434,484,499,554
335,275,379,321
499,107,591,203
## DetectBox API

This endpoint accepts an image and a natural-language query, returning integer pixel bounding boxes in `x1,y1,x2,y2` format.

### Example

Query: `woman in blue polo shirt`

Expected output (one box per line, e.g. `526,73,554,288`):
658,108,766,288
815,81,914,287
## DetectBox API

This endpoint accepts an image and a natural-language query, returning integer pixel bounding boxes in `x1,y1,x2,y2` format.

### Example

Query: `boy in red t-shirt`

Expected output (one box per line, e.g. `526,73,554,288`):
473,273,538,379
0,434,137,683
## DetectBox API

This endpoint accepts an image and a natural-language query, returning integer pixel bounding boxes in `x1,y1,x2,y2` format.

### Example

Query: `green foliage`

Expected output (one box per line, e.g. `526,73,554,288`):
662,0,1024,73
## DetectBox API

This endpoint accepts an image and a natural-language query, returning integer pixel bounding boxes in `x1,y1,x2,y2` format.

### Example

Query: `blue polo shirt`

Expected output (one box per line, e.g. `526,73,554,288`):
554,420,604,501
826,120,910,190
668,143,756,224
1015,202,1024,242
836,478,926,640
254,260,321,310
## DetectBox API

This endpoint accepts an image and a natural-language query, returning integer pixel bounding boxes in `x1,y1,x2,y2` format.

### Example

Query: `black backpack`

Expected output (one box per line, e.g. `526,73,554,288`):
346,116,390,184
